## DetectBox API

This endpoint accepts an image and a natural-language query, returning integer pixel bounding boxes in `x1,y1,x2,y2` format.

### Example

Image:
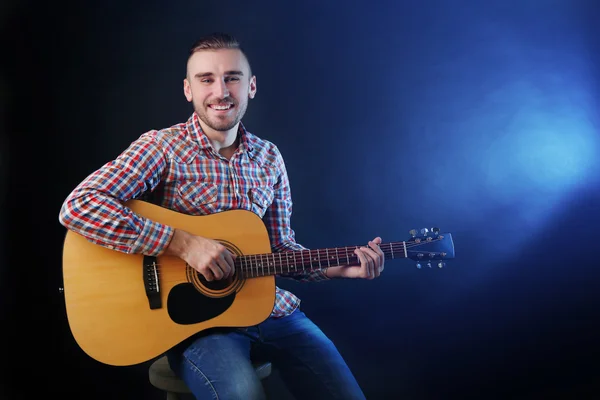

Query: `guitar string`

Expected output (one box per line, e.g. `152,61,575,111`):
148,256,444,285
145,242,448,284
145,240,445,271
145,240,443,268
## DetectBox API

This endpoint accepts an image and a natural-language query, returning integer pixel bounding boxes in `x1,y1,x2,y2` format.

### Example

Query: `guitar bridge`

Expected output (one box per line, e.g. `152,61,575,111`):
143,256,162,309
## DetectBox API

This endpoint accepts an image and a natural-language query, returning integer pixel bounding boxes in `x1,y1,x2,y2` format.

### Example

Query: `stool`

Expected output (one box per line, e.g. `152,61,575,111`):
149,355,272,399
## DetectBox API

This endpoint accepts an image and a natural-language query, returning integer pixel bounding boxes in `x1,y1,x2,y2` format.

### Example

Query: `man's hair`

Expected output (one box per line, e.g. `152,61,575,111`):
187,32,252,76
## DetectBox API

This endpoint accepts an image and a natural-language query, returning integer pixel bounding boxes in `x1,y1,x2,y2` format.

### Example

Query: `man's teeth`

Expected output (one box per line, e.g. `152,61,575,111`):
211,104,232,110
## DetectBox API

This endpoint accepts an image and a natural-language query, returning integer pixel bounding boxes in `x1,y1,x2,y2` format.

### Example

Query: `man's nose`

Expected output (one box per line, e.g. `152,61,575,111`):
214,79,229,99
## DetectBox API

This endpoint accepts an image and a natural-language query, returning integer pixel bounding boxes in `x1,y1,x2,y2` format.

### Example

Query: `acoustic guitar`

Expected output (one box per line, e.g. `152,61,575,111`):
61,199,455,366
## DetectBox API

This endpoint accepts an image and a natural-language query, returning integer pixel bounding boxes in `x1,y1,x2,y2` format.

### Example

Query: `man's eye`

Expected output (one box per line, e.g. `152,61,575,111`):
226,77,240,82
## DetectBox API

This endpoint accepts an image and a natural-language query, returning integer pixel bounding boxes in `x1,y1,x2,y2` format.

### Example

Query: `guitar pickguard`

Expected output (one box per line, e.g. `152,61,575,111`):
167,283,236,325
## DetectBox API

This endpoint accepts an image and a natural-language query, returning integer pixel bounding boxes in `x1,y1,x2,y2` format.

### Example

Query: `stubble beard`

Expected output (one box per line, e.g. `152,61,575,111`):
195,98,248,132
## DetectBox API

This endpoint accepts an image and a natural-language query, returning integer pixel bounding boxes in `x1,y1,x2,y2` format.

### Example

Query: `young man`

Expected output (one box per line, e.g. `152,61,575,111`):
59,32,384,399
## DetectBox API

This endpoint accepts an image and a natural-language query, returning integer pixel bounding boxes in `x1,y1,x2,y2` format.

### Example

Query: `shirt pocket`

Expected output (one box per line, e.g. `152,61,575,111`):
177,181,219,213
249,187,275,217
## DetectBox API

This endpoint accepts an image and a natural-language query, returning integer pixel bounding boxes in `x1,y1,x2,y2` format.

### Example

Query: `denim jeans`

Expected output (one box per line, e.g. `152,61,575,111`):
166,307,366,400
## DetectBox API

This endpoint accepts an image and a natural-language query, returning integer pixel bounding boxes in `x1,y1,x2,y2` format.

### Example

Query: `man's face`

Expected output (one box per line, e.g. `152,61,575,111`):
184,48,256,134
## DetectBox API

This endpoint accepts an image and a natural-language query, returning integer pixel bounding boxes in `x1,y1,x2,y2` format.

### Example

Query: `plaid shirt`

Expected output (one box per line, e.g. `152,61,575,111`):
59,112,329,318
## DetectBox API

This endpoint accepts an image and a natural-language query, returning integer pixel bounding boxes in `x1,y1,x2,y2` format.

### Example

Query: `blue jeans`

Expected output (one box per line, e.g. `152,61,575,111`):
166,307,366,400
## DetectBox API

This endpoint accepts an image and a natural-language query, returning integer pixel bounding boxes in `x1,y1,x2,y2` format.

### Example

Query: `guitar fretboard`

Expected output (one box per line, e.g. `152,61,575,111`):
235,242,407,278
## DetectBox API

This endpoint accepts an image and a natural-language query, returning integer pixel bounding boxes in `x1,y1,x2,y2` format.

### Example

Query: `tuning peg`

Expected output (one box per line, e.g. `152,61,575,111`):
409,229,417,237
427,262,432,268
438,261,445,268
416,262,422,269
420,228,429,236
431,227,440,235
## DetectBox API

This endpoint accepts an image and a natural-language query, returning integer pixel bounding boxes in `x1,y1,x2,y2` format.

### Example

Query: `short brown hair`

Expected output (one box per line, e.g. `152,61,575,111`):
187,32,252,75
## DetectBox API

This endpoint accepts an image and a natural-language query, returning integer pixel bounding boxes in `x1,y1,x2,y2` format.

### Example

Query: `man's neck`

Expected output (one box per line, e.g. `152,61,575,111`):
202,123,240,160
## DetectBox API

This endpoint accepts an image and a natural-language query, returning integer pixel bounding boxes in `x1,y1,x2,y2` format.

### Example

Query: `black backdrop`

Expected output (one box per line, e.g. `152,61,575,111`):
2,1,600,398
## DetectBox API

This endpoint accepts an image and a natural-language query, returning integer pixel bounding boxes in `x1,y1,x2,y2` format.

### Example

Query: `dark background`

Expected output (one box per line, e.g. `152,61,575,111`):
2,0,599,398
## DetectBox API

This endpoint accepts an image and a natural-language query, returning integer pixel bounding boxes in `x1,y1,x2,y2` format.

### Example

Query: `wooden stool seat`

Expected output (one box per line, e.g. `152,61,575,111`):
149,355,272,398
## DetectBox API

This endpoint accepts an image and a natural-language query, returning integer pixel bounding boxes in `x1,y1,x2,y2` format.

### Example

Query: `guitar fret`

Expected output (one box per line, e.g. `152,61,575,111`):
257,254,261,276
268,253,272,275
259,254,264,277
266,253,270,275
325,248,331,268
264,253,268,275
391,244,394,259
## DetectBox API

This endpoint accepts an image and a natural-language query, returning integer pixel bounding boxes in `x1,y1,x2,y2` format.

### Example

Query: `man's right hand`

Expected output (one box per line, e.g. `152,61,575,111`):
163,229,236,281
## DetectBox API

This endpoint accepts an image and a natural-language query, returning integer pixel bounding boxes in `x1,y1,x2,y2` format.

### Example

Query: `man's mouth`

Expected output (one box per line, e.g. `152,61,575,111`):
209,104,233,111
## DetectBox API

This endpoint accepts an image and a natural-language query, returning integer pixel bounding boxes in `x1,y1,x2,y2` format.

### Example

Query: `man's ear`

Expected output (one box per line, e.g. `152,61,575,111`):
183,78,192,102
249,75,257,99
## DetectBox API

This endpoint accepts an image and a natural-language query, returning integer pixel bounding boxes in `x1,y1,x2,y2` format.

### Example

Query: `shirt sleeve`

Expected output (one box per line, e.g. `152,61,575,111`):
262,147,330,282
58,132,175,256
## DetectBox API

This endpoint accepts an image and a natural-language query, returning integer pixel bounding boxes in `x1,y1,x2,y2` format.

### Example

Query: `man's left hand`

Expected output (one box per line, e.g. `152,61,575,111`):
325,237,385,279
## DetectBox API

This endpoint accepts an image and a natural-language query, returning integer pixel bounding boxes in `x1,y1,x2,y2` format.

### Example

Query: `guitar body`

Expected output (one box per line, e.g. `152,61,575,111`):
62,200,275,366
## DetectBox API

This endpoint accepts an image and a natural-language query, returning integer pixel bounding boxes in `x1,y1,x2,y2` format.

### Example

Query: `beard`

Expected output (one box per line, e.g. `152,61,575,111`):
194,97,248,132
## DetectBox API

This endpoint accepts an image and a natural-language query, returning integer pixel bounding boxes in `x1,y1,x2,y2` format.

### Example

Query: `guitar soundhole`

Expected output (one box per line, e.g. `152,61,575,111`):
196,272,236,291
186,266,244,298
184,240,246,298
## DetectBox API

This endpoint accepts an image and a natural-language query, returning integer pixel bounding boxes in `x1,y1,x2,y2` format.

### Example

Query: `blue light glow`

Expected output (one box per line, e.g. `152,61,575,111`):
481,87,598,202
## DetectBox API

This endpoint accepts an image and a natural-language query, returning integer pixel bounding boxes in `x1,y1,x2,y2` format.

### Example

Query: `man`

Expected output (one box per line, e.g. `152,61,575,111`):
59,32,384,399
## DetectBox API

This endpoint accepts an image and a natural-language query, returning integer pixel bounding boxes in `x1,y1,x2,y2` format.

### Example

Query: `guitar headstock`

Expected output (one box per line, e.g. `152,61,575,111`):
406,228,455,269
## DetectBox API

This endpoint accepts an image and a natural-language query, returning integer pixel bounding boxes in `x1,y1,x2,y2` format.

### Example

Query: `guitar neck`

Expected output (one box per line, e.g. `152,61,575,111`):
235,242,407,278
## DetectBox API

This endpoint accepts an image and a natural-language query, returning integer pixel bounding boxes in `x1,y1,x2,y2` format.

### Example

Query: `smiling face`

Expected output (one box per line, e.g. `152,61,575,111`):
183,48,256,138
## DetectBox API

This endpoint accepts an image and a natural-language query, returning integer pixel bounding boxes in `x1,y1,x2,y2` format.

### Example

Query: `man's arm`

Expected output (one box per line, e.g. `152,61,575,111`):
58,132,174,256
60,131,239,281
